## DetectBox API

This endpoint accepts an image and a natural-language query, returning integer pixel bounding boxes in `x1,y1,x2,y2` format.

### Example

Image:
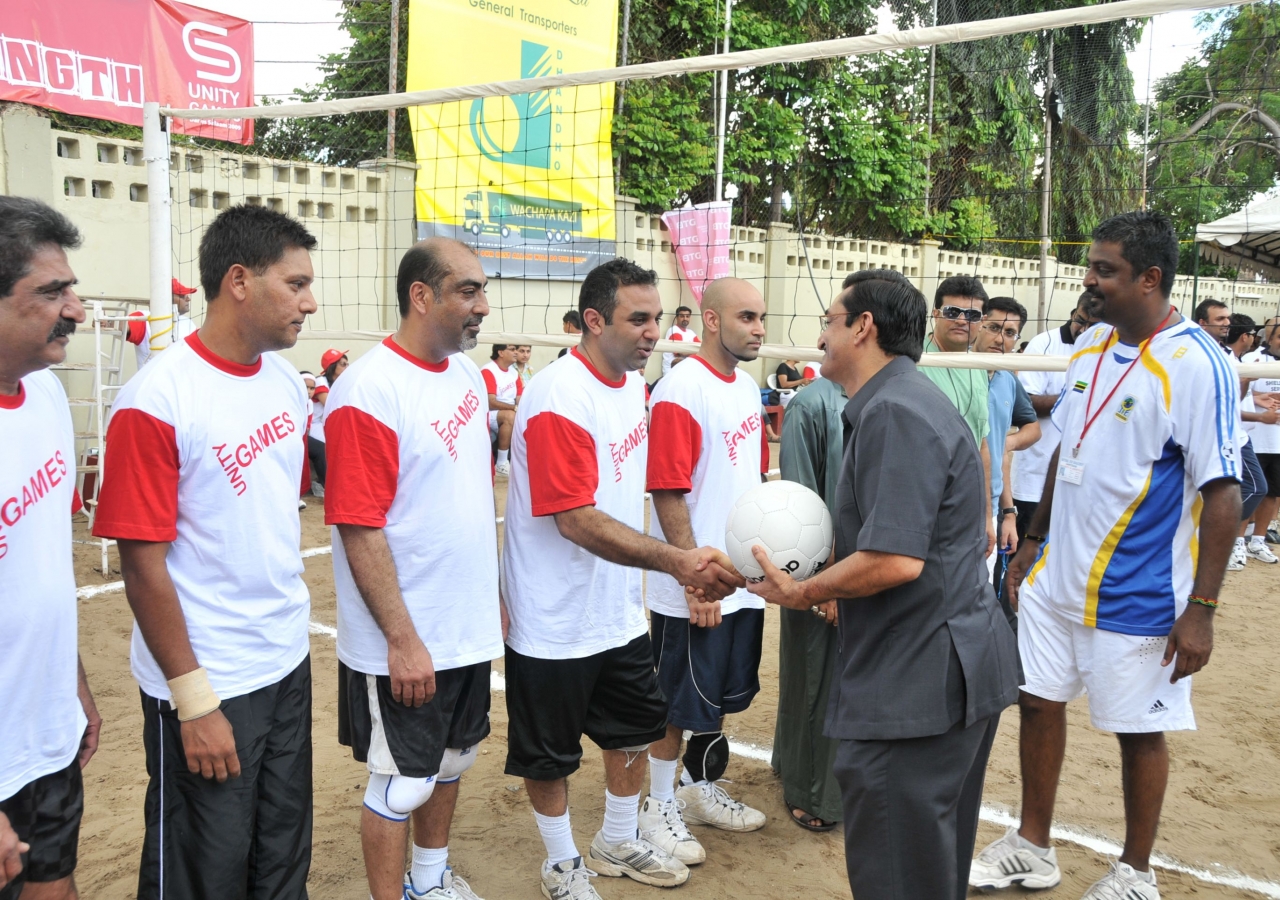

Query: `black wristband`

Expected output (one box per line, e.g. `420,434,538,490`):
1000,507,1018,517
1025,533,1046,543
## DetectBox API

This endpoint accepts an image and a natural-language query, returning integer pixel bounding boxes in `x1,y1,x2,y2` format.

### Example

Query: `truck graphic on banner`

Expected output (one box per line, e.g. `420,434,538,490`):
463,191,583,243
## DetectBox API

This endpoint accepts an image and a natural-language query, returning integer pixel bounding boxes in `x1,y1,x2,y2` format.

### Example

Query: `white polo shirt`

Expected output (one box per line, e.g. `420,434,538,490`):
0,370,87,801
1012,324,1078,503
646,355,767,618
94,334,312,701
325,337,503,674
503,349,650,659
1023,319,1241,636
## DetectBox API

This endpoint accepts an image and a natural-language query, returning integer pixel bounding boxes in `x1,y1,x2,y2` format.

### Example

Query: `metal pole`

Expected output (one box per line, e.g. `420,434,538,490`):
388,0,401,157
143,102,173,358
615,0,632,186
923,0,937,216
1140,16,1154,208
713,0,733,202
1037,38,1054,333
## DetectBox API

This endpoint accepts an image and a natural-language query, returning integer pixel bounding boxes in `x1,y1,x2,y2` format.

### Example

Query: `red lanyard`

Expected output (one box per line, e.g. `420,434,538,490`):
1072,306,1175,459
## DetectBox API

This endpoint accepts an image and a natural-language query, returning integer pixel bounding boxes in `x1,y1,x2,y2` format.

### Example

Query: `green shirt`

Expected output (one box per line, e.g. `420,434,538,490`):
920,335,990,444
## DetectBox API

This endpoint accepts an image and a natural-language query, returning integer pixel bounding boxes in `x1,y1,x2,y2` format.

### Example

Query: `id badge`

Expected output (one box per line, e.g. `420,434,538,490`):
1058,457,1085,485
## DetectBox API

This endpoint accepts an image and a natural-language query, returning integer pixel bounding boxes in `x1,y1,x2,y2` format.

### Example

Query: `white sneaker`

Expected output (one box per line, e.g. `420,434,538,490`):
540,857,601,900
495,461,511,477
1079,861,1159,900
587,830,690,887
1248,541,1278,563
405,867,484,900
298,498,307,510
638,795,705,865
310,481,324,498
1227,540,1246,571
969,826,1062,890
675,780,766,832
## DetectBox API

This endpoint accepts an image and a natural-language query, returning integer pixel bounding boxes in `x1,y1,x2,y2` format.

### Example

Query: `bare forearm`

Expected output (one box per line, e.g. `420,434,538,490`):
981,439,993,519
651,491,696,551
1030,395,1057,417
555,505,682,576
1006,420,1042,452
790,550,923,607
1192,479,1243,600
118,540,199,680
336,524,416,643
77,656,94,707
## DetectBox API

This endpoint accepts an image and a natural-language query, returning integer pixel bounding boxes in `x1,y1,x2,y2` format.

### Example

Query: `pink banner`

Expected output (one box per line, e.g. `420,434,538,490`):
661,201,733,304
0,0,253,144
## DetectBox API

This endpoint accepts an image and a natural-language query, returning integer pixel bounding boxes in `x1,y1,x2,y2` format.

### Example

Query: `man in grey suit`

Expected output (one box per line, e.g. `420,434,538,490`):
748,269,1019,900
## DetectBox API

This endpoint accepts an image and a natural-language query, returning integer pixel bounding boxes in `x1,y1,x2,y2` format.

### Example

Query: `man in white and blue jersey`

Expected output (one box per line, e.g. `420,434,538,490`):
972,211,1243,900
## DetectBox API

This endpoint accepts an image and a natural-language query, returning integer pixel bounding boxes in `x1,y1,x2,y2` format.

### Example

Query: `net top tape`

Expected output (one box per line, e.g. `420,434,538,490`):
162,0,1255,120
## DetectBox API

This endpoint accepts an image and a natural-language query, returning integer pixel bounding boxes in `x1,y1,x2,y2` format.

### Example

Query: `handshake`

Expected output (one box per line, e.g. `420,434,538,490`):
673,546,744,628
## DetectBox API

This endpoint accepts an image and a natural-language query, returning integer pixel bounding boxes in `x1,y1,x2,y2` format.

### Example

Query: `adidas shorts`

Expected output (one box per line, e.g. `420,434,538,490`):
652,608,764,733
0,758,83,899
338,660,491,778
1019,589,1195,733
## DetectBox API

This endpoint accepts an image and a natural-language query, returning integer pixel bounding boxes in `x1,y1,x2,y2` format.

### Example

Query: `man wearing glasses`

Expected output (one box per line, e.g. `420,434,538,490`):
972,298,1041,627
923,275,996,553
1010,292,1102,541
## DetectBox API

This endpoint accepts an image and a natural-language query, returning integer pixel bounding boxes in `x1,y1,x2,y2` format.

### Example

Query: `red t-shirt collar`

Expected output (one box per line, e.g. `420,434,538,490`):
0,382,26,409
690,353,735,384
187,333,262,377
383,335,449,372
572,346,626,388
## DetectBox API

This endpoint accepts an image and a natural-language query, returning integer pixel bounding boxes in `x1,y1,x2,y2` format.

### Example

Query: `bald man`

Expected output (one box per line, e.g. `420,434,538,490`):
641,278,770,864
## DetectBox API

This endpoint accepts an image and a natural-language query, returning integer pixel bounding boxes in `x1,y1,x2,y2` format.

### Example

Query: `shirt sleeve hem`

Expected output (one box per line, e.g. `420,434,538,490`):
646,479,692,493
532,498,596,517
325,513,389,528
91,522,178,543
854,526,931,561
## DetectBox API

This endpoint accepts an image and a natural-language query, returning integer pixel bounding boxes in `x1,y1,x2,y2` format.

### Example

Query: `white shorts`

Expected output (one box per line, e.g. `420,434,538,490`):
1019,588,1195,733
488,410,499,437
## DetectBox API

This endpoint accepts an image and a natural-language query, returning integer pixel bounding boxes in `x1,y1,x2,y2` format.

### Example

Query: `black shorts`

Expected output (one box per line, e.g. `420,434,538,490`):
504,634,668,781
652,608,764,733
1257,452,1280,498
0,758,83,899
338,660,491,779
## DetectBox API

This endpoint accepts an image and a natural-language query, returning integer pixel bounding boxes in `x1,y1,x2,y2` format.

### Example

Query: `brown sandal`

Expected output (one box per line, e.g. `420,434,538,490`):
788,805,837,832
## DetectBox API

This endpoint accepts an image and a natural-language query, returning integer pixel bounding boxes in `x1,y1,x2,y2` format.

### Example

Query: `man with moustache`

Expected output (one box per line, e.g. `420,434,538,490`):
0,197,102,900
972,212,1242,900
642,278,770,866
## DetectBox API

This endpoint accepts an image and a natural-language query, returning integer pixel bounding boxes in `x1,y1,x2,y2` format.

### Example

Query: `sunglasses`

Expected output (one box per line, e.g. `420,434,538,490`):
939,305,983,323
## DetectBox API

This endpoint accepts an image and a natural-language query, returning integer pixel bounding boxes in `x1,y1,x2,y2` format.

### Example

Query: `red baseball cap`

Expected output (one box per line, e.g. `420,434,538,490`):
171,277,198,296
321,349,348,370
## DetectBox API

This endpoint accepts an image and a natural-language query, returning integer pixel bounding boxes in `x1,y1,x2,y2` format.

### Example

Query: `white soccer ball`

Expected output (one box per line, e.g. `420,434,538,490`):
725,480,833,583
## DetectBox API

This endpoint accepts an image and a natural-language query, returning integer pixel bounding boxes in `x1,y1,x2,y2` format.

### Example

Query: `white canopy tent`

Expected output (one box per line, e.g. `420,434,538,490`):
1196,194,1280,281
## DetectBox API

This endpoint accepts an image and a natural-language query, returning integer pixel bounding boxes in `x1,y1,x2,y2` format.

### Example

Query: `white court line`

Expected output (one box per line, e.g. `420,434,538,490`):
78,514,1280,897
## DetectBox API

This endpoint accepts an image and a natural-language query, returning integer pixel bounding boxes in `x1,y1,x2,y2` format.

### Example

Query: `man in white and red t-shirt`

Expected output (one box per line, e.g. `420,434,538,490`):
661,305,700,374
642,278,770,865
324,238,503,900
503,259,745,900
481,344,523,476
0,196,102,900
94,205,318,900
124,277,199,370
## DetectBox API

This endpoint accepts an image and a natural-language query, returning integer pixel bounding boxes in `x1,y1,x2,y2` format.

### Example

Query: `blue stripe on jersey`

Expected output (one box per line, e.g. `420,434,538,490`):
1094,438,1184,636
1187,328,1240,478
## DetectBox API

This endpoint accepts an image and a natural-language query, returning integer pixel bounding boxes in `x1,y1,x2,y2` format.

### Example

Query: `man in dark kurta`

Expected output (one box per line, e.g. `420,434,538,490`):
748,269,1019,900
773,376,846,829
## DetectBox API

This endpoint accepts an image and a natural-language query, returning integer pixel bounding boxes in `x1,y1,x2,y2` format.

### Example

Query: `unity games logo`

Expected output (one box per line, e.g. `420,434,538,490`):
469,41,554,170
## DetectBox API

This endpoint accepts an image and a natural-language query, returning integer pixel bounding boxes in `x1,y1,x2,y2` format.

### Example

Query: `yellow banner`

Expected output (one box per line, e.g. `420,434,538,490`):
407,0,617,278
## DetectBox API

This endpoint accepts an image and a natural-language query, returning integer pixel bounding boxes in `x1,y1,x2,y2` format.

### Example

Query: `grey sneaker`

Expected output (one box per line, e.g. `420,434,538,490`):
638,795,705,865
587,830,690,887
1078,861,1159,899
1248,541,1279,563
675,780,766,832
969,826,1062,890
540,857,601,900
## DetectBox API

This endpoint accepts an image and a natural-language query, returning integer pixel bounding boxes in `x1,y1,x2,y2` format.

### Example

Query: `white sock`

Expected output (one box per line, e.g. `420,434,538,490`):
679,767,696,787
601,790,640,846
534,810,578,866
648,756,677,803
1246,522,1256,537
410,845,449,893
1250,535,1266,547
1016,833,1051,857
497,448,509,465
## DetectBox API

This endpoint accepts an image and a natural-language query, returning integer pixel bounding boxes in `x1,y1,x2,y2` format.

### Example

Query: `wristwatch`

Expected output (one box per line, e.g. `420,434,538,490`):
1000,507,1018,517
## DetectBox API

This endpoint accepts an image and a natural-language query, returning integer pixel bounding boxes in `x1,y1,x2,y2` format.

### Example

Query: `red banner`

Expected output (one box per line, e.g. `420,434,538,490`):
660,202,734,304
0,0,253,144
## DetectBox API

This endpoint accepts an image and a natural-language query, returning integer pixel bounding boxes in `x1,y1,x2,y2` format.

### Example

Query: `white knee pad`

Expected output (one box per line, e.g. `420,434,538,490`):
437,746,478,784
363,772,436,821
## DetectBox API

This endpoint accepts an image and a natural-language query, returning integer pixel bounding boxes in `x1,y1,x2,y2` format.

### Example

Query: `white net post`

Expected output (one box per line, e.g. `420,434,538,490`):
144,102,174,358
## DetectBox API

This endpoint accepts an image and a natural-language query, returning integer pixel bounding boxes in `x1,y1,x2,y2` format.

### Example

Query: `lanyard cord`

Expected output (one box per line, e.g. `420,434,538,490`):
1072,306,1175,459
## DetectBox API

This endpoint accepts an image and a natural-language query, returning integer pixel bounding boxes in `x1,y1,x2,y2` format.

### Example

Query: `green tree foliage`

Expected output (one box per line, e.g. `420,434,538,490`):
1146,2,1280,268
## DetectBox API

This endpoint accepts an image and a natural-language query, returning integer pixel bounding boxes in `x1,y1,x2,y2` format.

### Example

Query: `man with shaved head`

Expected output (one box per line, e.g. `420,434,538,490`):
642,277,770,863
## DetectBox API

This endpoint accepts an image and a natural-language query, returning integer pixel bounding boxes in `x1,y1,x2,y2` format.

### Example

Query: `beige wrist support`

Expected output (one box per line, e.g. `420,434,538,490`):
167,667,221,722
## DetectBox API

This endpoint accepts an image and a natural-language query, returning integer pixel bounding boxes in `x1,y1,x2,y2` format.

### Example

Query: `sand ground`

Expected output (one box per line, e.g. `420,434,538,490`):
70,460,1280,899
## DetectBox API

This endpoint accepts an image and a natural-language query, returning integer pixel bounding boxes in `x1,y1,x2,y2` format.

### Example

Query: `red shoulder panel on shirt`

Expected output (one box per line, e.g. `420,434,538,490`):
92,408,180,542
481,368,498,396
125,311,147,346
324,406,400,528
526,411,599,516
646,401,702,493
